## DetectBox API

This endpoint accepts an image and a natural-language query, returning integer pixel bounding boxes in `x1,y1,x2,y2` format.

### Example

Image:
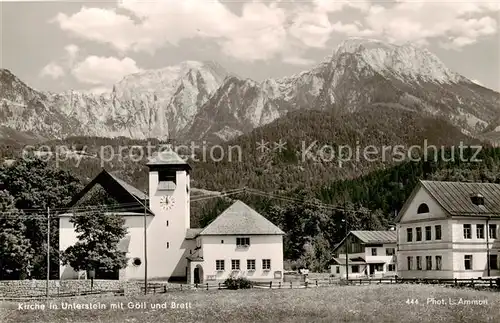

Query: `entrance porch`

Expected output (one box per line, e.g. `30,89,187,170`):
187,257,204,285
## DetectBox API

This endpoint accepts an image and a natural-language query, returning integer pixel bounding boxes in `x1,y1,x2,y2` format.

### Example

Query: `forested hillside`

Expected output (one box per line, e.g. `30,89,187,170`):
17,105,484,190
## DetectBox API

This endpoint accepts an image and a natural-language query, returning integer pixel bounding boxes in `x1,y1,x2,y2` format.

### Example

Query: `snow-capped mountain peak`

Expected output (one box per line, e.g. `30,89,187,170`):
334,37,462,83
114,60,229,98
335,37,396,54
0,61,231,140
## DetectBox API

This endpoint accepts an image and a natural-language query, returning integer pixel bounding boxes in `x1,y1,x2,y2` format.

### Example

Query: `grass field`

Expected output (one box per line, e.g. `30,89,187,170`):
1,284,499,323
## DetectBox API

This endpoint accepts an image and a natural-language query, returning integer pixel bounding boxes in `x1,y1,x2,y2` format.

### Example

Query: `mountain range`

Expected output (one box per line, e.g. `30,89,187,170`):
1,37,500,145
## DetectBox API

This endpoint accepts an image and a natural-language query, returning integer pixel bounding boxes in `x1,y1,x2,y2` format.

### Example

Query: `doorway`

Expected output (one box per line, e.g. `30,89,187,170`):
194,265,203,284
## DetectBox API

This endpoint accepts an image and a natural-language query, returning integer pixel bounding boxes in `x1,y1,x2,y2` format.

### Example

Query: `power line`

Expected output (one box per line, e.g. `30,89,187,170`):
0,186,373,217
244,188,372,214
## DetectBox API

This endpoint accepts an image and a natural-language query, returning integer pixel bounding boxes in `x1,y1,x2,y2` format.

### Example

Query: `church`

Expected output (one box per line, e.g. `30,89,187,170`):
59,150,285,284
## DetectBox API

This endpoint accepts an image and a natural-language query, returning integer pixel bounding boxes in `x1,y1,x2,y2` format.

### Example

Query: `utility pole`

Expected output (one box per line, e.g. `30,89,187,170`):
46,207,50,298
345,221,349,282
143,98,152,295
486,217,490,277
144,192,148,294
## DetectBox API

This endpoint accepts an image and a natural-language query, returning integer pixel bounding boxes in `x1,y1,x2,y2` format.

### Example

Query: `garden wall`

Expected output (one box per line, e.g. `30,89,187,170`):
0,279,142,298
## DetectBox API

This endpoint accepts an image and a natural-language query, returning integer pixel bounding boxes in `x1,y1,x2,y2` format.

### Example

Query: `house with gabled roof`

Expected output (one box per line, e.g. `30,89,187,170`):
330,230,397,278
187,200,285,284
59,150,285,283
396,180,500,279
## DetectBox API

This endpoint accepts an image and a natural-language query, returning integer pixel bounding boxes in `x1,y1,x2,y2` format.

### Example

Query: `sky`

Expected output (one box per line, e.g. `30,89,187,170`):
1,0,499,94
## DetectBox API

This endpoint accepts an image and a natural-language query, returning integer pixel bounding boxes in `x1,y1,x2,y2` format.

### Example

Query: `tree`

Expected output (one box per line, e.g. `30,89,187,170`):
61,208,128,276
0,190,33,279
300,233,332,272
0,157,83,278
0,157,82,210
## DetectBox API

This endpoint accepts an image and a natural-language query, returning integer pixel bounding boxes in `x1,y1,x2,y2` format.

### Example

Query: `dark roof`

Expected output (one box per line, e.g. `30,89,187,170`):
199,200,284,235
351,231,397,244
420,180,500,216
186,228,203,240
108,172,148,201
65,169,153,215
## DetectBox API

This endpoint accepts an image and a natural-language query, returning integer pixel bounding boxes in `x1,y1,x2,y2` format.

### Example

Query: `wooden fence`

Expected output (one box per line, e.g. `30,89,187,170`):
349,277,500,288
4,277,499,299
140,277,500,294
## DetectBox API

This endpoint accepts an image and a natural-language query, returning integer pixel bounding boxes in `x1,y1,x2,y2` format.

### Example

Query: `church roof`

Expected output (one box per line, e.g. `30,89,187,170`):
108,172,148,201
146,150,190,167
64,169,153,215
199,200,284,236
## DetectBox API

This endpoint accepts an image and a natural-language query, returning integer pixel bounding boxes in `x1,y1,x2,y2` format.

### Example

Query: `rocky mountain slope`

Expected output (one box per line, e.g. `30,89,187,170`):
190,38,500,142
1,38,499,144
0,61,229,141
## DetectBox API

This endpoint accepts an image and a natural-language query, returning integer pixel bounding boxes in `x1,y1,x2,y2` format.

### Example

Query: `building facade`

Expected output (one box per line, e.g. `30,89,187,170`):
187,202,284,284
59,150,284,282
330,231,397,278
396,180,500,279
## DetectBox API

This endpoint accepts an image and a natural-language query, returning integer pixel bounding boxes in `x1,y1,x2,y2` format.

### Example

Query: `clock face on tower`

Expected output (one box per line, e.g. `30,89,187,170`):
159,195,175,210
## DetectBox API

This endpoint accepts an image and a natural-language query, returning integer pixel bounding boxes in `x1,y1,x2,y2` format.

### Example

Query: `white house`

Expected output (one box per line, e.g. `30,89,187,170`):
187,201,285,284
330,231,397,278
59,150,285,283
396,180,500,279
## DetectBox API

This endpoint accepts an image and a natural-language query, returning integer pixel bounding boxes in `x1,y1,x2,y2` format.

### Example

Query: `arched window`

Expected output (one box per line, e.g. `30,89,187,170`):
417,203,429,214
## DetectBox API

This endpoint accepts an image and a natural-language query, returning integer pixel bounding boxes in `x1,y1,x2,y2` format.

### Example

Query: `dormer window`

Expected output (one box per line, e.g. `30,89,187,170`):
417,203,429,214
470,193,484,206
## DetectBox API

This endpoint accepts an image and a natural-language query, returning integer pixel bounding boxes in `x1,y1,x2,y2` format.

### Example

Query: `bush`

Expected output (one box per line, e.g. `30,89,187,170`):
224,277,253,290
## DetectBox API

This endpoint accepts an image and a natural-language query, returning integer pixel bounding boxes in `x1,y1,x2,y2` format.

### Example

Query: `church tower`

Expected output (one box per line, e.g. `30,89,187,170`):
146,150,191,280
